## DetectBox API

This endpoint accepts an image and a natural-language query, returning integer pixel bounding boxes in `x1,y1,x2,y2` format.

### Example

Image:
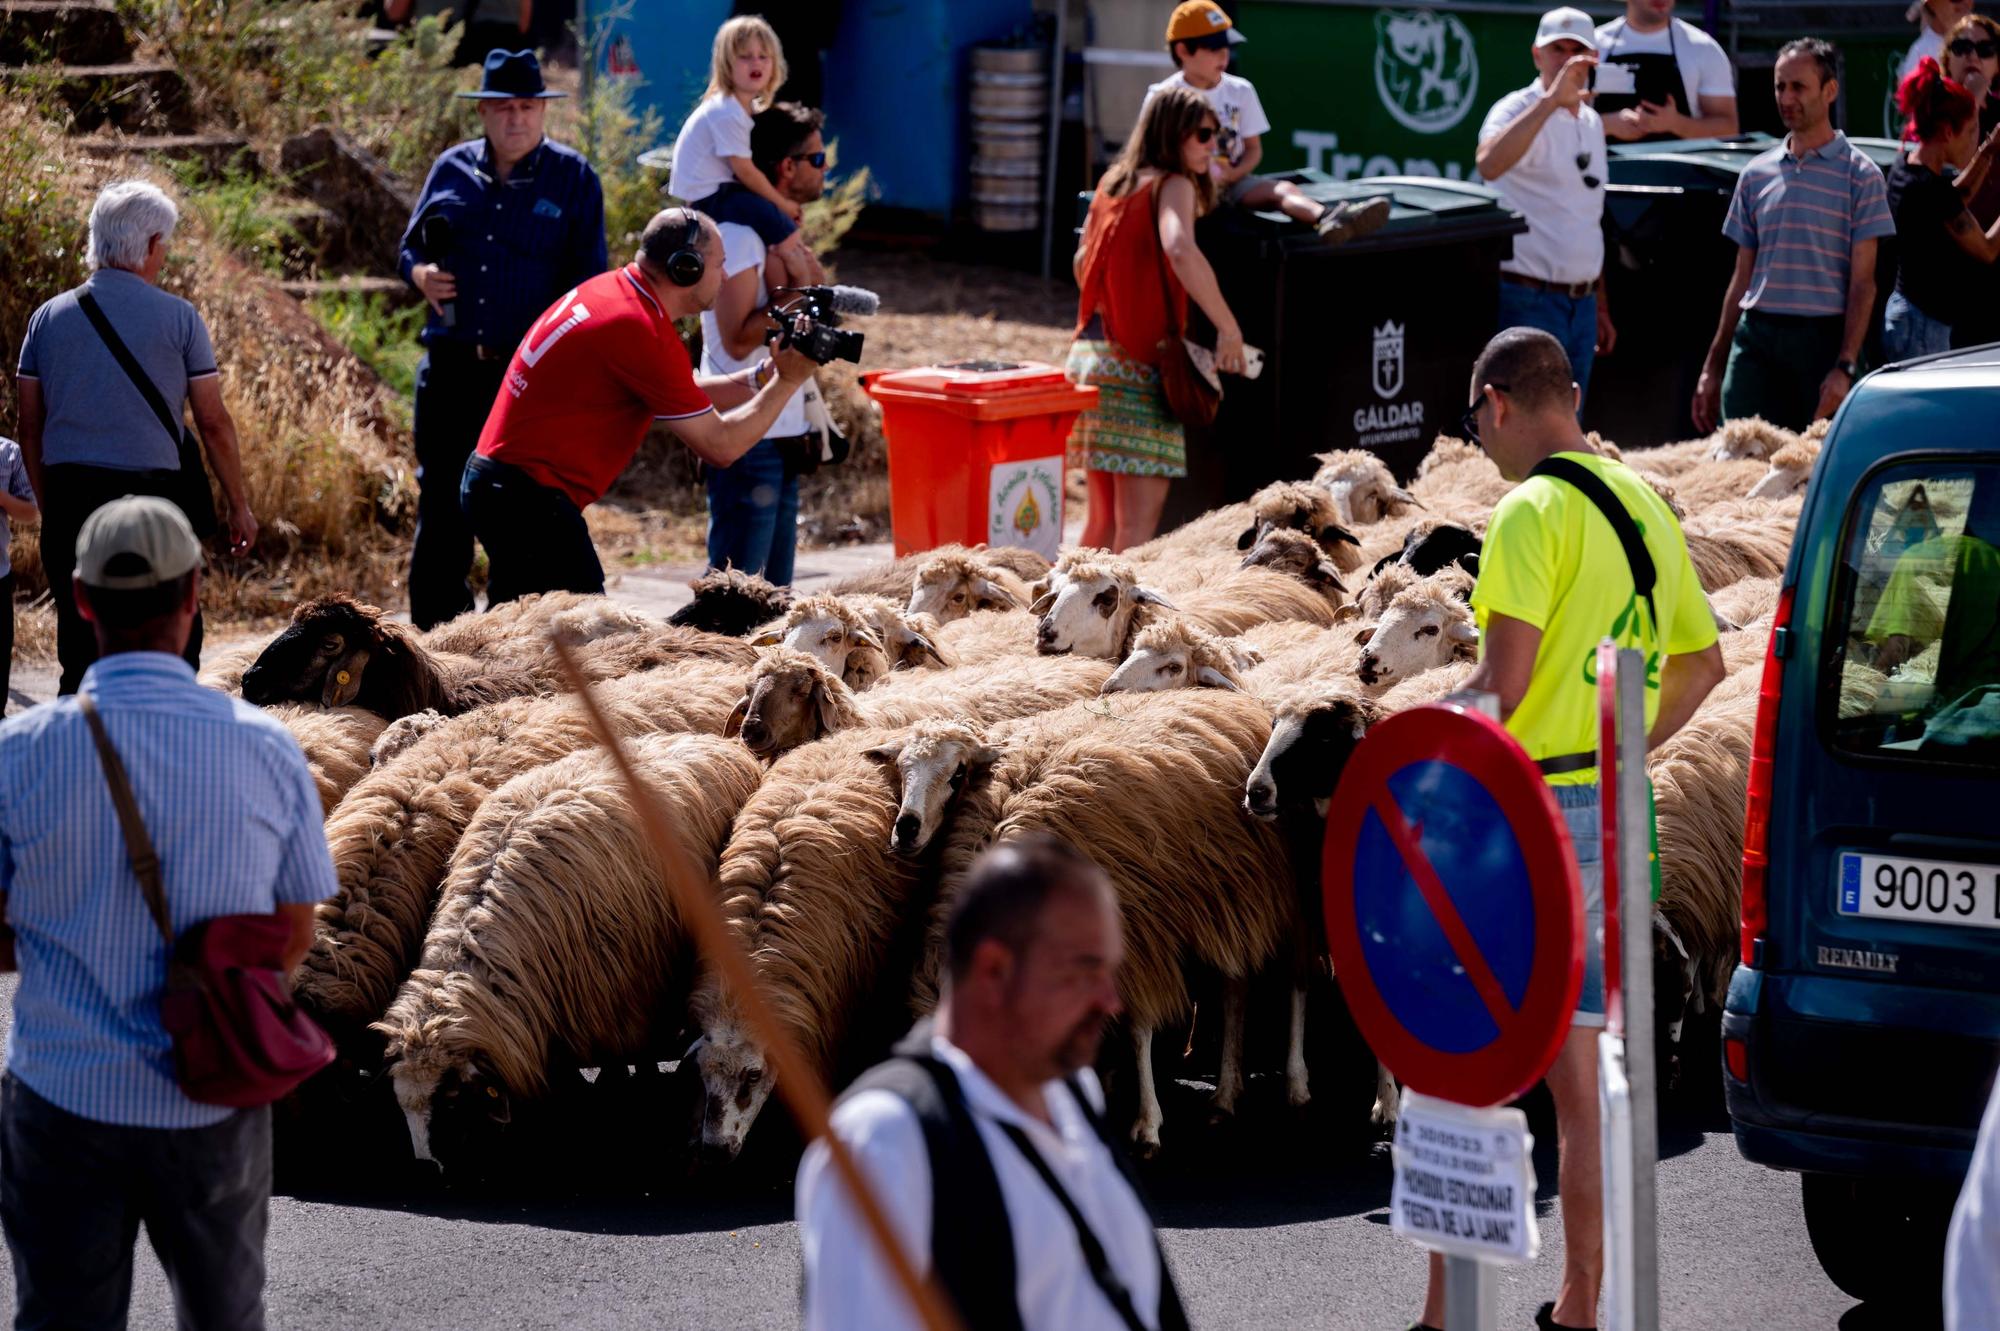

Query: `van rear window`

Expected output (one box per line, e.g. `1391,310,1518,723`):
1831,464,2000,765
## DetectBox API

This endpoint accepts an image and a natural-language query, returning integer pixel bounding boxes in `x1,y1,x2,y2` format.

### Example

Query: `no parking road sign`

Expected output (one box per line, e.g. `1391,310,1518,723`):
1322,701,1585,1110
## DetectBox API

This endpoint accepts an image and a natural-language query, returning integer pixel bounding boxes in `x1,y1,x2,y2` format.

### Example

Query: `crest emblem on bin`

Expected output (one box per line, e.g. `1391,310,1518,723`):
1372,320,1406,400
1373,9,1479,134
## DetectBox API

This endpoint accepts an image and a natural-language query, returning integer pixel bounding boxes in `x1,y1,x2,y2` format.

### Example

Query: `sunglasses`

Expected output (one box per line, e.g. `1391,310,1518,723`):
1574,152,1602,190
1950,37,1999,59
787,151,828,168
1459,383,1510,446
1181,32,1231,53
1192,125,1217,144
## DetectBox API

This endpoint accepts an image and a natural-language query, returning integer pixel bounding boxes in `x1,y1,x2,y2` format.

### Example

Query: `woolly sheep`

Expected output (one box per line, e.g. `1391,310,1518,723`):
726,646,1112,759
1411,435,1513,511
752,593,895,691
379,732,762,1167
1235,481,1365,572
295,654,758,1048
1353,573,1480,689
1100,616,1265,694
823,542,1051,602
1747,438,1821,501
1309,448,1421,529
1122,500,1254,565
904,691,1303,1151
1361,519,1482,583
668,567,793,637
1704,415,1796,463
690,726,928,1160
1682,511,1798,591
197,642,261,694
269,704,390,816
1236,527,1350,602
906,551,1034,621
1032,554,1337,660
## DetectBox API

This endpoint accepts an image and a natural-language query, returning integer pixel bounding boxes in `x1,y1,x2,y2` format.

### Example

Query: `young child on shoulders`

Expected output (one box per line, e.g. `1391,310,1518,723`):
1145,1,1390,246
669,15,823,287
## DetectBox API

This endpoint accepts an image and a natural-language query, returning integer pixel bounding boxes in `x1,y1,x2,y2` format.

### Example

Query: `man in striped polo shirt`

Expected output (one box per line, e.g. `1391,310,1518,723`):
1692,37,1895,433
0,497,335,1329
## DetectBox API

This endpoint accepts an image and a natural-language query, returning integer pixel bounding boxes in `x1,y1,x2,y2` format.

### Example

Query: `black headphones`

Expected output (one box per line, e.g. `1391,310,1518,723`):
661,208,705,287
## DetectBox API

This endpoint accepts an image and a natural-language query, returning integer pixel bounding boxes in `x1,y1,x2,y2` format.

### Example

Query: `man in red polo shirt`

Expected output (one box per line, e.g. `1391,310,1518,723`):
462,206,818,604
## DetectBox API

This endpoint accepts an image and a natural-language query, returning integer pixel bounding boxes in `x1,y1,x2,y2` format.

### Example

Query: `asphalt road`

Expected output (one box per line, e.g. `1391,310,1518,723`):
0,972,1934,1331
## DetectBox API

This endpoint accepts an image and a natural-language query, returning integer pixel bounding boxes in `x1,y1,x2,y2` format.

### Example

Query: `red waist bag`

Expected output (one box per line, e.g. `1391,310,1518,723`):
80,694,334,1107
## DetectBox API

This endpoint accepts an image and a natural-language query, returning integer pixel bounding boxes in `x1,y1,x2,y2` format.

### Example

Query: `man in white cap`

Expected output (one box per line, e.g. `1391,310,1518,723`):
1475,7,1616,412
0,496,335,1330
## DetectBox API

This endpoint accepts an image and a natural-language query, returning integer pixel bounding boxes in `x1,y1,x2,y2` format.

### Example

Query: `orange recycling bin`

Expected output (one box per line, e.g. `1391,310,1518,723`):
861,360,1098,560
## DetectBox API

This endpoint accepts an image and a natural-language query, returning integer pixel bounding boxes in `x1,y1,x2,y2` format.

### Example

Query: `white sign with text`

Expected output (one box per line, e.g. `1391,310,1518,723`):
987,455,1063,561
1391,1090,1539,1264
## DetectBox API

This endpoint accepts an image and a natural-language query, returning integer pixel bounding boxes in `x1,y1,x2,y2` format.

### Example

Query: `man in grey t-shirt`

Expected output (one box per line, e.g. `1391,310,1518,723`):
14,181,257,693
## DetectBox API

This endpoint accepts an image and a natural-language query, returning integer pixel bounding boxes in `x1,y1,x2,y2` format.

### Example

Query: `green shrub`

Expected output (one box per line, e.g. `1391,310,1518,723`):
170,161,299,274
306,290,426,406
0,110,86,434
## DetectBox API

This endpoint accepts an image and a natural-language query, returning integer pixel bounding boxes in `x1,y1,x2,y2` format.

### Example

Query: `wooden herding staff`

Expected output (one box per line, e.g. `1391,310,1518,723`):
550,639,964,1331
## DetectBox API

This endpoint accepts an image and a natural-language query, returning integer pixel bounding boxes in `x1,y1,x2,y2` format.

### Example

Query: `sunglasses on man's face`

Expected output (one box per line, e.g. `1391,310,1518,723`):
788,151,828,168
1950,37,1999,59
1459,383,1510,445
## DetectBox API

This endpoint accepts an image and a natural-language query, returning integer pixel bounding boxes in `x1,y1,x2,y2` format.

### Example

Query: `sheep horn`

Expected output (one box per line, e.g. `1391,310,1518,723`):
969,576,1022,609
1197,666,1243,692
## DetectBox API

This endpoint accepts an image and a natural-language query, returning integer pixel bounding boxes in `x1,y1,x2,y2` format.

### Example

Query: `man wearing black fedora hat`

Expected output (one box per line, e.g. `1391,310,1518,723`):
396,48,607,629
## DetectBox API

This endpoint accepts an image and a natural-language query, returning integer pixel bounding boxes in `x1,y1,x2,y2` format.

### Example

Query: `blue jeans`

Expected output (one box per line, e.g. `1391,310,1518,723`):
1498,281,1598,408
1555,783,1607,1029
1881,289,1954,362
688,183,797,251
704,438,800,586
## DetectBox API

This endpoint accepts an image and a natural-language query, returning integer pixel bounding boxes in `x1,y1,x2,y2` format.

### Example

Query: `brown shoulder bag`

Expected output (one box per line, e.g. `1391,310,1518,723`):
1151,180,1221,429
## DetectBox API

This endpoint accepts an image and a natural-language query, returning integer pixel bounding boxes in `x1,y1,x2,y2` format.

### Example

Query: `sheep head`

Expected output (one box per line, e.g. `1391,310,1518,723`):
846,596,952,672
1707,415,1793,462
1746,440,1819,501
1237,527,1349,597
1354,578,1479,688
908,553,1027,622
1244,688,1379,821
752,595,892,691
1101,617,1254,695
726,648,864,757
376,997,513,1171
1031,553,1175,659
241,594,408,711
689,1021,771,1163
867,720,1001,856
1310,448,1420,528
669,566,793,637
1370,520,1483,580
1238,482,1363,569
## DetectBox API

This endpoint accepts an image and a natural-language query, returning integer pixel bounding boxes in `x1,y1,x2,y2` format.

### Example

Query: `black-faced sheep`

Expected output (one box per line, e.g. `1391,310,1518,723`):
269,704,390,817
1309,448,1421,529
823,542,1052,603
725,646,1112,759
1362,520,1482,582
906,550,1034,622
296,654,759,1047
668,566,793,636
379,732,763,1167
689,727,926,1161
1235,481,1365,573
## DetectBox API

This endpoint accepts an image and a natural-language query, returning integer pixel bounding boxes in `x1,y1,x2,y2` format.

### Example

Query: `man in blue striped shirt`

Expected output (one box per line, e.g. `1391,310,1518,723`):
397,49,608,629
1693,37,1895,434
0,496,335,1330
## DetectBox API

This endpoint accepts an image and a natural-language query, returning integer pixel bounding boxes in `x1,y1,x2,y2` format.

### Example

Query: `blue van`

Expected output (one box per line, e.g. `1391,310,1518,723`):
1722,347,2000,1303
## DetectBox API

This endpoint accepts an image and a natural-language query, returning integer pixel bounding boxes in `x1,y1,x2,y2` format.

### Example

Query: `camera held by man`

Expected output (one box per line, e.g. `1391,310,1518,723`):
763,283,879,365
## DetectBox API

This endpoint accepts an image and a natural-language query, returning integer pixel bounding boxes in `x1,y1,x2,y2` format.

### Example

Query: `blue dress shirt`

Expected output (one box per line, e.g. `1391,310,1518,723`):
398,135,609,350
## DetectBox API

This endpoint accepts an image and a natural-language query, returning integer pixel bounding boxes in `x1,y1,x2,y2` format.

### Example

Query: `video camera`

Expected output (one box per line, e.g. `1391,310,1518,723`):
764,285,879,366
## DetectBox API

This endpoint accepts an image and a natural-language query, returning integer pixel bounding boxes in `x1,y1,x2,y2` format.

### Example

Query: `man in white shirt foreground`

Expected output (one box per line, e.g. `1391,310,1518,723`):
796,836,1188,1331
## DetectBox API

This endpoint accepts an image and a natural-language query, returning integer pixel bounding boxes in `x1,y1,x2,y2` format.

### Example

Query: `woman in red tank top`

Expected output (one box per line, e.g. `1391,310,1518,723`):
1066,84,1246,551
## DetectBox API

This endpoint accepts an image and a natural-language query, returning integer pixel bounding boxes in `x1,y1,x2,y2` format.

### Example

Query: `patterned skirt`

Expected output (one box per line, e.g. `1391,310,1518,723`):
1063,340,1187,479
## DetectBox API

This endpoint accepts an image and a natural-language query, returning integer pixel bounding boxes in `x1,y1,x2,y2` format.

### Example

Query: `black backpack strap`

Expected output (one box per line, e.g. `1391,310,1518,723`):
1062,1076,1191,1331
77,292,188,455
834,1032,1023,1331
995,1118,1155,1331
1529,454,1659,632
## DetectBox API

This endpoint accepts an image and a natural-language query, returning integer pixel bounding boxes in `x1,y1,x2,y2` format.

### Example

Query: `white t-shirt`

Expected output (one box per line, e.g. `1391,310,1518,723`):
699,222,808,438
669,92,754,203
796,1035,1163,1331
1592,15,1736,119
1142,70,1271,169
1479,84,1607,285
1902,26,1948,82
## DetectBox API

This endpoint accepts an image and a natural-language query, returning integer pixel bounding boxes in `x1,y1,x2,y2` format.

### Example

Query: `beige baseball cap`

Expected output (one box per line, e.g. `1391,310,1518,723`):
74,495,202,590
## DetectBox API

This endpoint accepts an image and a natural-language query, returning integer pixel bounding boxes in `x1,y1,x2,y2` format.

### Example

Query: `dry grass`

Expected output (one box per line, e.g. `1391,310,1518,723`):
3,106,414,659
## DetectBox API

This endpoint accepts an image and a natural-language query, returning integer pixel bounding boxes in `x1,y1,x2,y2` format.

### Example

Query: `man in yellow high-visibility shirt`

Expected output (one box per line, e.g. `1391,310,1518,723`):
1411,327,1726,1331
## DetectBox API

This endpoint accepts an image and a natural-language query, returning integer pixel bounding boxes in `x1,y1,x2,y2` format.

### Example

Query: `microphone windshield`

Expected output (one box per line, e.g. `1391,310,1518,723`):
825,284,880,316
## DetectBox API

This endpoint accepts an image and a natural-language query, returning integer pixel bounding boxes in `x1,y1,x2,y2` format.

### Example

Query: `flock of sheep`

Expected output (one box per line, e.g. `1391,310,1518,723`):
209,417,1827,1174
